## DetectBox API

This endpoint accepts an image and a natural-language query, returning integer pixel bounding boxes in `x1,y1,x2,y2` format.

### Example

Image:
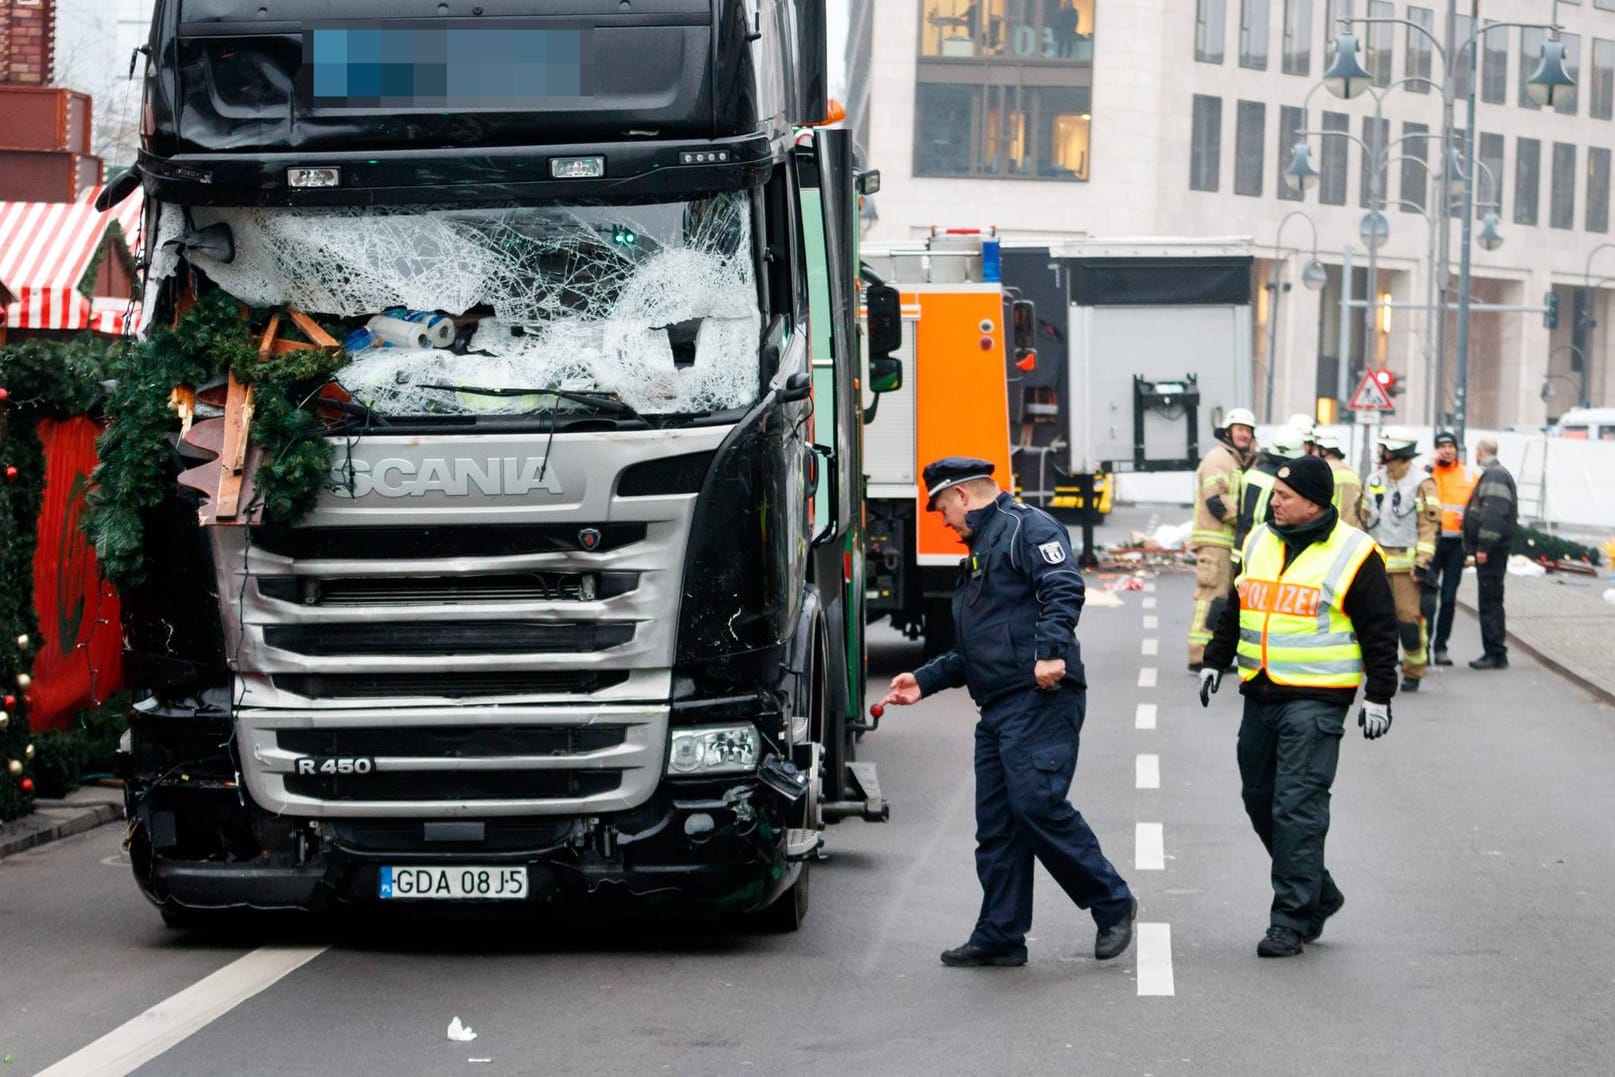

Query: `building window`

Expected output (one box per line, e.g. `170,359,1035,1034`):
1235,99,1265,195
1551,142,1576,229
1278,105,1306,201
1239,0,1270,69
1196,0,1227,63
1482,24,1509,104
913,82,1092,180
1283,0,1313,76
1406,7,1434,94
1191,94,1222,191
1367,2,1394,87
919,1,1096,62
1520,27,1546,109
1593,38,1615,120
1451,14,1474,102
1320,110,1349,206
1515,137,1540,226
1477,132,1504,220
1359,116,1389,209
1557,33,1582,116
1400,121,1428,214
1589,147,1612,233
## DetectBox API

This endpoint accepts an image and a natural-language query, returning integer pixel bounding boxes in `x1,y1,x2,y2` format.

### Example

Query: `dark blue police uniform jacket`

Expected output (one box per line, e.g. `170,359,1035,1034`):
908,493,1129,947
912,492,1085,704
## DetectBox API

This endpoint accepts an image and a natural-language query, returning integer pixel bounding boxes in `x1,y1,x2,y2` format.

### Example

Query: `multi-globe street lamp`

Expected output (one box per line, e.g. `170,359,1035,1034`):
1322,5,1570,444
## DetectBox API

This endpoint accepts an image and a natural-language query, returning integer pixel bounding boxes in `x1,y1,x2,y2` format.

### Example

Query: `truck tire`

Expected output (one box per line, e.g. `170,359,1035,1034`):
753,862,810,933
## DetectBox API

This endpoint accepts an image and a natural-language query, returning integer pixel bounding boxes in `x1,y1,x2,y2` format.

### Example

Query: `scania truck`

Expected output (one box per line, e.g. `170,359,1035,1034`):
108,0,890,931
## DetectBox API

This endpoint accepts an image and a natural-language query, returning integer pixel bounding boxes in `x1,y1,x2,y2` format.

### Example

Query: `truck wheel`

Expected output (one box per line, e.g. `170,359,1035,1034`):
754,863,810,933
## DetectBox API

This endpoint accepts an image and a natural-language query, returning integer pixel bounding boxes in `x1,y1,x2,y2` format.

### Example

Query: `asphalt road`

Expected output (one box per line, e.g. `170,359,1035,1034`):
4,506,1614,1076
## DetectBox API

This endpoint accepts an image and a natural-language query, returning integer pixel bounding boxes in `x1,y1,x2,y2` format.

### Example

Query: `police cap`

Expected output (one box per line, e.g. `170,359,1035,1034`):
923,456,996,508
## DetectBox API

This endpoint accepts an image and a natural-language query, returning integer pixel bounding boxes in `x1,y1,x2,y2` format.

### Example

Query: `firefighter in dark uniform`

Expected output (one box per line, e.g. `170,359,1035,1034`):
880,457,1136,968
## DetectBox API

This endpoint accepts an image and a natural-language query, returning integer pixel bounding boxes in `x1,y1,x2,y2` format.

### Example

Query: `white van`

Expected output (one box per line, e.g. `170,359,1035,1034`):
1552,407,1615,440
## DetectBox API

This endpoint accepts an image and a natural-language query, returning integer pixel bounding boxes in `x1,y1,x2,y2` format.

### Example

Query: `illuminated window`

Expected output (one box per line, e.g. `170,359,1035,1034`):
915,1,1095,181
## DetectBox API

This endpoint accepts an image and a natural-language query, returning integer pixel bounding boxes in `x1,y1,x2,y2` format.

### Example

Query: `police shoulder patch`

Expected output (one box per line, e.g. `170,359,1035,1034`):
1037,541,1067,564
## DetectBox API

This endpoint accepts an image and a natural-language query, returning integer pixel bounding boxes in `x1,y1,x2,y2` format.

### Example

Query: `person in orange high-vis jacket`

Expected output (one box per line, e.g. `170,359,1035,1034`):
1420,431,1477,665
1188,408,1256,671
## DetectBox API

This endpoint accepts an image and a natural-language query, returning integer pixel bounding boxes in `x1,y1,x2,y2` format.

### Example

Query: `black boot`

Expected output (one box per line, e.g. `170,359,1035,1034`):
1431,648,1453,666
1401,676,1420,693
940,943,1027,967
1469,654,1508,670
1094,898,1137,960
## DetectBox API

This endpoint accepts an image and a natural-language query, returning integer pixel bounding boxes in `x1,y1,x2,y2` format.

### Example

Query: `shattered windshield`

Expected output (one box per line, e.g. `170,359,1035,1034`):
164,193,762,416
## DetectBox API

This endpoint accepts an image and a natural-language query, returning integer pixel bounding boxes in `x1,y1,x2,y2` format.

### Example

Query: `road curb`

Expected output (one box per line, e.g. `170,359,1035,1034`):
0,800,123,861
1455,597,1615,709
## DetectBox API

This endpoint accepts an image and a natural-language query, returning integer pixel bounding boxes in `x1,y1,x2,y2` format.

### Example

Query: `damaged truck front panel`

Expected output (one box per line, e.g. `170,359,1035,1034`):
118,0,871,929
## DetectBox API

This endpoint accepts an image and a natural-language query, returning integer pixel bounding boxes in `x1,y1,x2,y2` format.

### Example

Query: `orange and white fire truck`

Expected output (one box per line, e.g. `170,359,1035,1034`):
860,228,1033,654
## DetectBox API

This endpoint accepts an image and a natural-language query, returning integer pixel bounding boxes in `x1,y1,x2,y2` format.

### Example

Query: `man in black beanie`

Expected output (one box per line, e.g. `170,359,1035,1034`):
1197,453,1401,957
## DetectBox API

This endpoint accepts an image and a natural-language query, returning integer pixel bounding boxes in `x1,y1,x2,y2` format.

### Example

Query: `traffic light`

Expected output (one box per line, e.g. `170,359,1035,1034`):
1544,291,1560,329
1372,368,1401,397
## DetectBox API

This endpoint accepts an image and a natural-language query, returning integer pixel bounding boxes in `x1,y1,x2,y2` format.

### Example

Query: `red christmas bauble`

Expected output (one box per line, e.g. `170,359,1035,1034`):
3,466,17,482
20,778,34,794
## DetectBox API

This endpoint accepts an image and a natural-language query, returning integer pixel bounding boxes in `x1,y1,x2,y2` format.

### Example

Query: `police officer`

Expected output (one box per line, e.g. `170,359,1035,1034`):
1235,425,1308,550
1313,430,1364,529
881,457,1136,968
1422,430,1477,664
1363,427,1440,691
1198,454,1400,958
1188,407,1256,671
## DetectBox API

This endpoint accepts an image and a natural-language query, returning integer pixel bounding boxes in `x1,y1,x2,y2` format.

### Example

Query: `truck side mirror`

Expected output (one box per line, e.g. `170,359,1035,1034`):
869,356,903,394
866,283,902,361
1011,298,1035,352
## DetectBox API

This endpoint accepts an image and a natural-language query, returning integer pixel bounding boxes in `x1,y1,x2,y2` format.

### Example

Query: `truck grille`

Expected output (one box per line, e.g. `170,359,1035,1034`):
262,621,634,657
276,725,627,757
249,523,646,560
271,670,630,699
257,571,639,606
285,770,621,802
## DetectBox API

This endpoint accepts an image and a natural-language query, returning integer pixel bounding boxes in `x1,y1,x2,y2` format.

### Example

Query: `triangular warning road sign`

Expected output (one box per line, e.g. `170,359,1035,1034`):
1348,370,1395,412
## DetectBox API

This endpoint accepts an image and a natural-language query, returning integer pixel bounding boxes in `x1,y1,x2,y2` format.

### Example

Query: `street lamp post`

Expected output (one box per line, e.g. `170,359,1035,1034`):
1265,210,1328,423
1329,5,1568,445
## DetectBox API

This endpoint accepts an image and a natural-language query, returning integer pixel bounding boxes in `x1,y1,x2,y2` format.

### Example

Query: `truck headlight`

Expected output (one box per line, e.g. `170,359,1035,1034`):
667,725,759,776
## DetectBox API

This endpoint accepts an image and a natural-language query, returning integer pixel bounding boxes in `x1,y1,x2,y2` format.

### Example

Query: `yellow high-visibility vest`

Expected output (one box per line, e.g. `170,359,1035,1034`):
1235,519,1378,689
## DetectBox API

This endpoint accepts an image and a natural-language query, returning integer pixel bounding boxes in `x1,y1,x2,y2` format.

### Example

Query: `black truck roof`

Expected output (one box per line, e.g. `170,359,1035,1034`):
134,0,826,205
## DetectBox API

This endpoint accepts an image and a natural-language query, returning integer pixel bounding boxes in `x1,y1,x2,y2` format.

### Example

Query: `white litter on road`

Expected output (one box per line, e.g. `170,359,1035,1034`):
447,1017,478,1042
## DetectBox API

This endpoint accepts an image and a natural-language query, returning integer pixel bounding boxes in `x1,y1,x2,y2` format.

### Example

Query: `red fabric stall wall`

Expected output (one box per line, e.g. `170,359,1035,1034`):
28,416,122,732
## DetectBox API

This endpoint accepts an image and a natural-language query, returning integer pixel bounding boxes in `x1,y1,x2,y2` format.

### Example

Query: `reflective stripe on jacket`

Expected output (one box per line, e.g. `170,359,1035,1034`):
1235,520,1378,689
1430,461,1478,536
1191,442,1245,548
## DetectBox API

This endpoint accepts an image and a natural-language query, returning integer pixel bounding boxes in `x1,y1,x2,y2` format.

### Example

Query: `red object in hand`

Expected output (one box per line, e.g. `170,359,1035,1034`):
869,703,885,719
20,778,33,794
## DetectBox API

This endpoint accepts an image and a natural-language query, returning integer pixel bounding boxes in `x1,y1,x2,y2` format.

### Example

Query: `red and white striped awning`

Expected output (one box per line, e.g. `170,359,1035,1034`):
0,184,145,334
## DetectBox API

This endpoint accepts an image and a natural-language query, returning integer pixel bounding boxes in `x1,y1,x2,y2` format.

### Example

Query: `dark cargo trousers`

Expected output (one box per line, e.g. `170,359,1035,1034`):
968,685,1133,954
1476,558,1508,658
1419,536,1466,652
1236,696,1346,934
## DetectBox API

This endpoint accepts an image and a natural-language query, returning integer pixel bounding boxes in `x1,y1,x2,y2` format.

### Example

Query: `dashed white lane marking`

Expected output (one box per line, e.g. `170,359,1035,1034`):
37,945,327,1077
1142,597,1157,610
1142,614,1159,629
1142,582,1157,593
1141,638,1158,656
1136,754,1160,789
1135,822,1165,870
1135,703,1157,730
1137,667,1157,688
1137,923,1176,996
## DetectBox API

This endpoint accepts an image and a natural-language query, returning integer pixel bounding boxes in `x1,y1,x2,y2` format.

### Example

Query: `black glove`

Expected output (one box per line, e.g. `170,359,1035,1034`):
1198,667,1221,707
1358,700,1392,739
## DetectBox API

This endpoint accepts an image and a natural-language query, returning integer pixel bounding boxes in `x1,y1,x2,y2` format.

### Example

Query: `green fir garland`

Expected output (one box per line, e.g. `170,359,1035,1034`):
0,297,349,820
